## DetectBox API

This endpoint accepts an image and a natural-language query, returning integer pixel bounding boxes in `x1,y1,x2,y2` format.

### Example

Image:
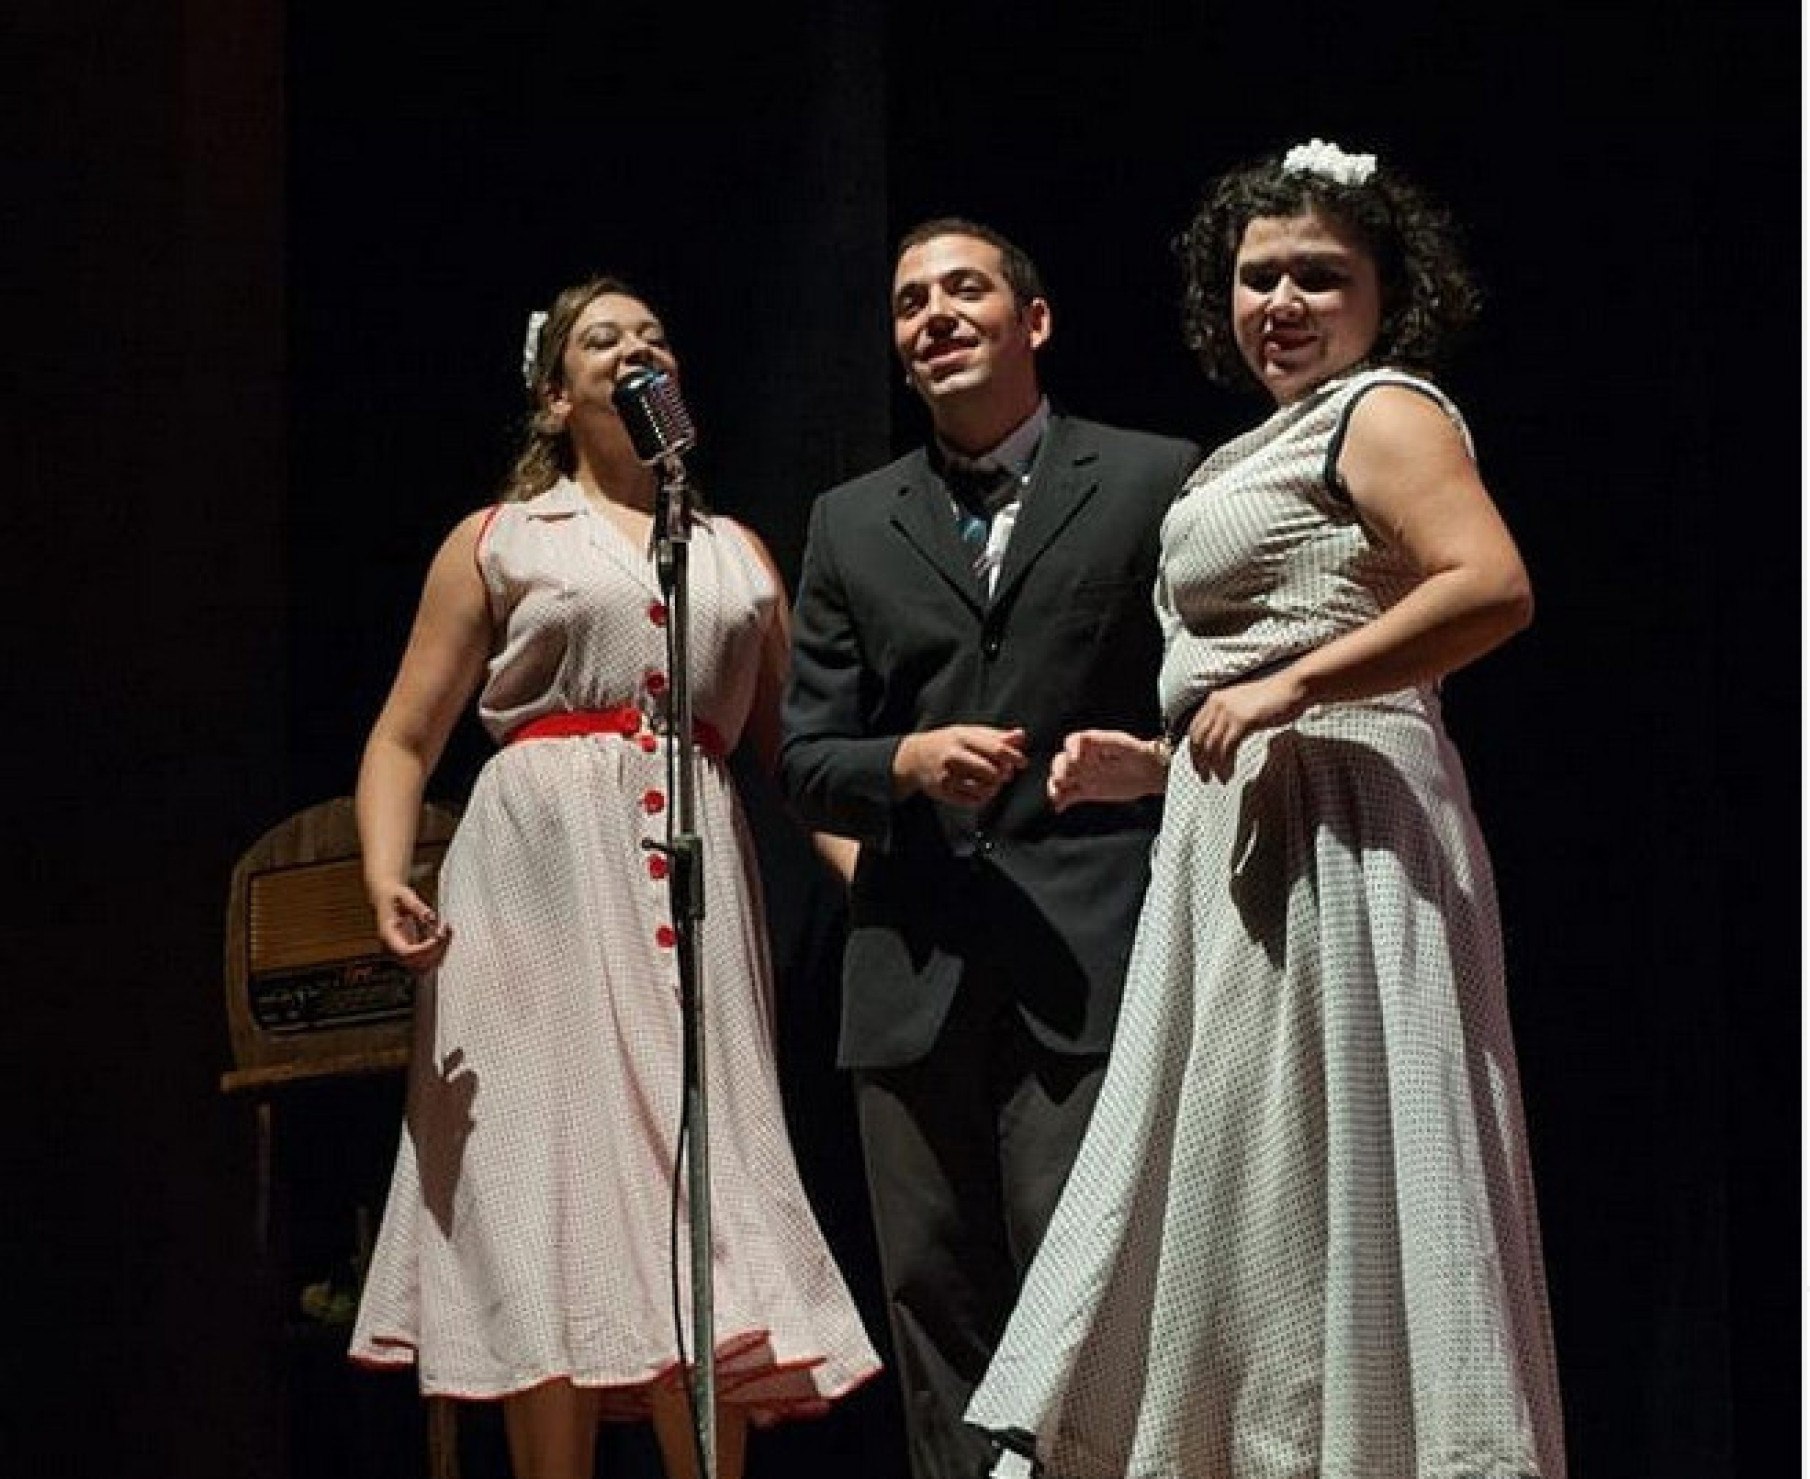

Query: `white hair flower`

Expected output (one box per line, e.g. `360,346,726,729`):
1281,138,1378,187
520,310,549,388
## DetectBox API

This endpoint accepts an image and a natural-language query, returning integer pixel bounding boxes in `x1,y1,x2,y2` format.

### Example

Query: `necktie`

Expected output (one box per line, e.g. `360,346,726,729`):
947,465,1012,581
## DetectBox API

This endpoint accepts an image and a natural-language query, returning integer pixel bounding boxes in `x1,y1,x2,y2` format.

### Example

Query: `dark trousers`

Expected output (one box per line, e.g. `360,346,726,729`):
854,975,1106,1479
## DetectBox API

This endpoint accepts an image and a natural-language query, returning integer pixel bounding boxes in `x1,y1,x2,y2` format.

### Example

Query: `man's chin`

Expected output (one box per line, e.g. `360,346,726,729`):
919,366,987,398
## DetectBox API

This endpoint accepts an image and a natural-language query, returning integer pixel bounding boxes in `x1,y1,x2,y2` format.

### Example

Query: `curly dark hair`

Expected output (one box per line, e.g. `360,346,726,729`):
896,216,1047,309
501,274,644,503
1176,147,1480,389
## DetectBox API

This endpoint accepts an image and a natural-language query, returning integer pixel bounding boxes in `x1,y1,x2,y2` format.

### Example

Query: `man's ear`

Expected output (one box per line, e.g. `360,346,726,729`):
1024,297,1052,351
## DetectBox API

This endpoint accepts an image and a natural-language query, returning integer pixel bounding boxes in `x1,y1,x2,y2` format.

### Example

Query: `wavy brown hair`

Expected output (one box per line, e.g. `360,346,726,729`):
500,275,643,503
1176,148,1480,389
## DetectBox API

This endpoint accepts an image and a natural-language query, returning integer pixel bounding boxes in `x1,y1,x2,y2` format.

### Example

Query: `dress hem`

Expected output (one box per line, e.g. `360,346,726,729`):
349,1329,883,1425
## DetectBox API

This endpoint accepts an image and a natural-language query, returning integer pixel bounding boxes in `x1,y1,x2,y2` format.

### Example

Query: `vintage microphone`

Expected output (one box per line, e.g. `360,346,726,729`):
612,364,697,584
611,364,718,1479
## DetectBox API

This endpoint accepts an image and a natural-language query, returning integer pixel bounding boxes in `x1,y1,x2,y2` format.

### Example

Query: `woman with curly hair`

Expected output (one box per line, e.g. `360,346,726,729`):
347,275,878,1479
966,143,1566,1479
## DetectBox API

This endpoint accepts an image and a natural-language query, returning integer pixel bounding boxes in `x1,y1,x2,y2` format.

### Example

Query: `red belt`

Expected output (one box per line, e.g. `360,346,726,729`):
506,706,727,759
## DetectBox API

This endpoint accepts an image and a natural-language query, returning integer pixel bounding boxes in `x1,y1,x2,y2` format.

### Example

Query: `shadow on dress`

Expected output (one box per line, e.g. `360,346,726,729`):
403,973,481,1241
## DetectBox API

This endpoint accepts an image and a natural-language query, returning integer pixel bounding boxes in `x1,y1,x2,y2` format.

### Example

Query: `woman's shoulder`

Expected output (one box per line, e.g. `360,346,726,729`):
699,512,783,605
434,504,504,557
459,482,583,596
1329,368,1476,481
707,510,777,566
1330,365,1462,422
480,480,588,548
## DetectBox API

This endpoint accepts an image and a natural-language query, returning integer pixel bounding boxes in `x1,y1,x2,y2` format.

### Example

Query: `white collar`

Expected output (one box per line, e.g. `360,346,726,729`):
519,478,590,519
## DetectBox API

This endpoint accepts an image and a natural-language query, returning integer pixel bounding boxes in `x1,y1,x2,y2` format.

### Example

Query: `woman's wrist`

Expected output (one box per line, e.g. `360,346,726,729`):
365,871,407,905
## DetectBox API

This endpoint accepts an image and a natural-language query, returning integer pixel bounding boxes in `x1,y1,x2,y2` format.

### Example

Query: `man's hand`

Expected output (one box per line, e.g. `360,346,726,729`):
893,725,1029,807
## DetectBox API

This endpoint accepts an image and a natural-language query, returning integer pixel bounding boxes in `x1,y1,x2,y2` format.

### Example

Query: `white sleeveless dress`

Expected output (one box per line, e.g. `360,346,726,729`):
967,371,1565,1478
350,480,879,1420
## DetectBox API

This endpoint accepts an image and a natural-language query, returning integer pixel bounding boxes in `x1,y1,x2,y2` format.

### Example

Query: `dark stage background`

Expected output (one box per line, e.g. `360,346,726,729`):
8,0,1797,1475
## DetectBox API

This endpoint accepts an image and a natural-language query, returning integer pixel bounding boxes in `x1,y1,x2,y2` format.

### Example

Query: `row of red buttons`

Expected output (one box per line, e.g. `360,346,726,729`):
643,593,671,945
643,592,675,954
644,780,672,950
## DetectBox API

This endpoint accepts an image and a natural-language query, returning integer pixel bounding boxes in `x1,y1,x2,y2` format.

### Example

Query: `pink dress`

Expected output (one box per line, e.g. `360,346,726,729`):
351,480,879,1420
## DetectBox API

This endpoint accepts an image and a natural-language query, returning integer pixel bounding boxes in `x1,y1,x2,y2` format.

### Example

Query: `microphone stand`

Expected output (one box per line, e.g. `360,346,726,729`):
647,453,717,1479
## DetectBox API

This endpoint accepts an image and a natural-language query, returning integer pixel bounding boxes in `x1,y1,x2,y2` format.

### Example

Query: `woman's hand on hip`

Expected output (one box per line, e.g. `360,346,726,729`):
1186,670,1307,783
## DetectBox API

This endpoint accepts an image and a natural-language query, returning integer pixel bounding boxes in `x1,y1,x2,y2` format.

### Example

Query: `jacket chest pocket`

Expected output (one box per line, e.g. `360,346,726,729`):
1048,577,1139,646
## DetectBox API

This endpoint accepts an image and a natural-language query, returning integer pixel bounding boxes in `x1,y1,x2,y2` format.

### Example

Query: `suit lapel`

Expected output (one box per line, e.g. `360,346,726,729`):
888,452,986,614
990,415,1097,609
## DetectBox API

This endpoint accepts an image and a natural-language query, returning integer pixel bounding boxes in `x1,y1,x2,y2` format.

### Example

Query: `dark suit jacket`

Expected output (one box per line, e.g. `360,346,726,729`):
781,413,1202,1069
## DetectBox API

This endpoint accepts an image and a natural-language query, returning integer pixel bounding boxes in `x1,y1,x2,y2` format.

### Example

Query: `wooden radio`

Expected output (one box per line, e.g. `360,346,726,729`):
222,797,459,1091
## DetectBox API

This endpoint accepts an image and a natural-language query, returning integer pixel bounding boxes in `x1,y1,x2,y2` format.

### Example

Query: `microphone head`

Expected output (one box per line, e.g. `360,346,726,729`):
612,365,697,466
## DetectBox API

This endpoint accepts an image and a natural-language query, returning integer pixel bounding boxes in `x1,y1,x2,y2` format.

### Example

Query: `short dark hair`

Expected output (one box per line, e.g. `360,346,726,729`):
895,217,1047,308
1175,149,1480,388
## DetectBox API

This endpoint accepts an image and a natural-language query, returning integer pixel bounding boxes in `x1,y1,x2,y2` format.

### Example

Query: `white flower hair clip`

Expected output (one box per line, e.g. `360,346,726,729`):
1281,138,1378,187
520,310,549,388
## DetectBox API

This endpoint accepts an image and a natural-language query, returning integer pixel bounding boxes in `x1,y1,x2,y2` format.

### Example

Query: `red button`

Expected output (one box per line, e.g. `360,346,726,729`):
644,670,668,696
642,790,666,815
655,925,676,949
648,601,668,627
637,732,658,753
647,854,669,881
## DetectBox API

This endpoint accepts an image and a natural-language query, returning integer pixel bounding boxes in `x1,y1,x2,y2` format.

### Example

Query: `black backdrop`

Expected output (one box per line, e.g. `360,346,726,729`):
8,1,1797,1475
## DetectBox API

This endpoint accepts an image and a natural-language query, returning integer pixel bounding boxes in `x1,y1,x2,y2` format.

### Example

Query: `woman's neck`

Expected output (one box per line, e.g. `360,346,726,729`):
573,450,658,514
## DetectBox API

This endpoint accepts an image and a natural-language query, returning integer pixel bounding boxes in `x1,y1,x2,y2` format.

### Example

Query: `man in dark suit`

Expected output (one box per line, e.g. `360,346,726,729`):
780,218,1199,1479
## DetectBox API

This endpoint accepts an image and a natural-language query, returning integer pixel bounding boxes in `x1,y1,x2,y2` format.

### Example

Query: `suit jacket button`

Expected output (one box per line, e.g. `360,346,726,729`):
982,636,1000,659
975,832,994,855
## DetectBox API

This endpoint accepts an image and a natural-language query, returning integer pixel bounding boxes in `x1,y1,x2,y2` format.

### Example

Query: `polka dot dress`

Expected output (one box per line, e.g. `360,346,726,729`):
966,372,1565,1478
351,480,879,1420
